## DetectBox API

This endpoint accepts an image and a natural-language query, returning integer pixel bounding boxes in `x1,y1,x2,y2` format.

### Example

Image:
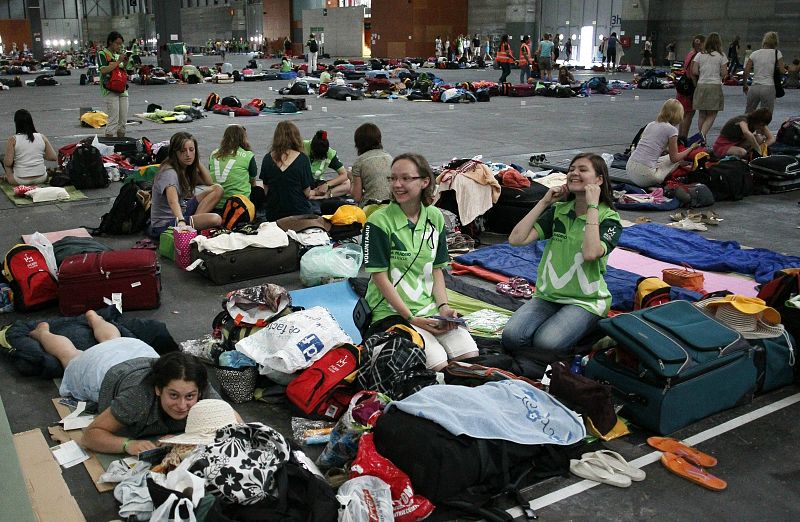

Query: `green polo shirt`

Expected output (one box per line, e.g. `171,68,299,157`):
533,200,622,316
209,147,257,209
97,48,130,97
303,140,344,182
363,202,449,322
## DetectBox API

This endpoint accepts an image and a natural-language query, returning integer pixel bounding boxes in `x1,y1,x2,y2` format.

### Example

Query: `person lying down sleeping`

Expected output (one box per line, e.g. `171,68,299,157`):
32,310,223,456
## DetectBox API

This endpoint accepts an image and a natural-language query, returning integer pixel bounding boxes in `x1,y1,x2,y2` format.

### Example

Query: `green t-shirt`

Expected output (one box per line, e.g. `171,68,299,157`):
209,147,257,208
97,48,130,97
533,200,622,316
303,140,344,181
363,202,449,322
280,60,292,72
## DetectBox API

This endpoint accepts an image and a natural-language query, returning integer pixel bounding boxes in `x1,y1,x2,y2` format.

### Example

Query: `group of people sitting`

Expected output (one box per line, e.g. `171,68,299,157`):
625,98,775,187
146,121,394,236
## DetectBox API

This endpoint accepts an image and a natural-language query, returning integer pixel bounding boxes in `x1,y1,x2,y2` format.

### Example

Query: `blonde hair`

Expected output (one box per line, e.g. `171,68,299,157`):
762,32,778,49
657,99,684,125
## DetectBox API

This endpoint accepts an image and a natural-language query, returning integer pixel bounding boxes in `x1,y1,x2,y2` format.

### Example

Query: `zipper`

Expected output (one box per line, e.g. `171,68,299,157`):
662,378,671,395
626,314,691,374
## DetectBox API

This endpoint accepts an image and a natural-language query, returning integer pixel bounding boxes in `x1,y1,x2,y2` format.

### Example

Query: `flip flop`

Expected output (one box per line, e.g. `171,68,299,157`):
569,457,632,488
660,452,727,491
582,450,646,481
496,281,524,298
509,277,534,299
647,436,718,467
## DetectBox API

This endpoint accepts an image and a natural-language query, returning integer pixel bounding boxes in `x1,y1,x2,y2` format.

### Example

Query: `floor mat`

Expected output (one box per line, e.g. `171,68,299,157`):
289,280,361,344
0,182,88,206
609,248,758,296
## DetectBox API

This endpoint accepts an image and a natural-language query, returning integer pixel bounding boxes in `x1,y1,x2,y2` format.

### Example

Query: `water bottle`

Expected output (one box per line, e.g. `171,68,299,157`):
570,355,583,375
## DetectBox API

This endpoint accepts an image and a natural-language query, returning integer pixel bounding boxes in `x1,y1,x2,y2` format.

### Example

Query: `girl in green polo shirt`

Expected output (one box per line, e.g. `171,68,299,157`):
502,153,622,378
362,153,479,371
209,125,259,209
304,130,351,199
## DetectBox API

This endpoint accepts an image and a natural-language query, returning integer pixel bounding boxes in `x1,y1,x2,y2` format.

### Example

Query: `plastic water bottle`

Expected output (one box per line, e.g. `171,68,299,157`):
570,355,583,375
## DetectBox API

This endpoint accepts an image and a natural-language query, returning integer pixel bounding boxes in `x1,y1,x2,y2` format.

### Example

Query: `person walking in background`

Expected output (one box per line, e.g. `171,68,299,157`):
483,35,493,62
691,32,728,139
445,36,451,61
605,32,620,70
435,36,442,59
552,34,561,63
743,32,785,114
727,36,741,75
473,34,481,60
565,37,573,63
306,33,319,72
496,34,516,83
97,31,131,138
665,41,676,65
642,39,654,67
677,34,705,141
283,36,292,57
519,35,533,84
536,33,555,82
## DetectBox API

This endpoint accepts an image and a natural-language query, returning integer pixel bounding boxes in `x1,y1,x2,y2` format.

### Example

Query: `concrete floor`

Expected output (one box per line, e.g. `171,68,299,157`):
0,54,799,521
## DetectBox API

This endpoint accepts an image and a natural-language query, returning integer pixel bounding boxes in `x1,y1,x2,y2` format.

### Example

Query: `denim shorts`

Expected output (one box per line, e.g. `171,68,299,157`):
148,197,199,237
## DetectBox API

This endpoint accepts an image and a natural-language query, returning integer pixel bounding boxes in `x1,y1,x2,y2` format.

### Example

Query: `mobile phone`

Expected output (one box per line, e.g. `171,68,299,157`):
138,445,170,463
432,315,467,326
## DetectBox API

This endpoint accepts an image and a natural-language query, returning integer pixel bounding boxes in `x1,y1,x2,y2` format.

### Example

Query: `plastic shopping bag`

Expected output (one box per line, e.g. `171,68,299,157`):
235,306,352,374
300,243,363,287
316,391,390,469
28,232,58,278
350,433,434,522
337,475,394,522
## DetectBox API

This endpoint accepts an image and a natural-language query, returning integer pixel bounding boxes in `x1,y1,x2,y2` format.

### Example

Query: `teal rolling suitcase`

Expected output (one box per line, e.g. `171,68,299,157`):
585,300,756,434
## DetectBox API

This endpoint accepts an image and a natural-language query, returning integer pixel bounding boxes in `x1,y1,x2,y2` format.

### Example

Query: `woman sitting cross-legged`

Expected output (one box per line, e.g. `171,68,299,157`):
625,99,700,187
260,120,314,221
32,310,225,455
304,130,351,200
363,153,479,371
502,153,622,378
148,132,223,237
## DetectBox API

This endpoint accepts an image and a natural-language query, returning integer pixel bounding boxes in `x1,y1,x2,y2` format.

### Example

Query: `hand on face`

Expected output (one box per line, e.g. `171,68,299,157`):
545,184,569,205
584,183,602,206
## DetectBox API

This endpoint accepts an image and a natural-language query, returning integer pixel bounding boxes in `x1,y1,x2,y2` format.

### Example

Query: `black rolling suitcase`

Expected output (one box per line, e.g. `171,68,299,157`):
484,183,549,234
749,155,800,193
97,136,141,155
190,240,299,285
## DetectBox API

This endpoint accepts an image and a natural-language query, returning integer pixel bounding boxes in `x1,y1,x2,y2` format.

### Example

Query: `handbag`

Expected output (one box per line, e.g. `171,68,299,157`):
103,50,128,93
774,49,785,99
662,262,705,292
547,361,617,435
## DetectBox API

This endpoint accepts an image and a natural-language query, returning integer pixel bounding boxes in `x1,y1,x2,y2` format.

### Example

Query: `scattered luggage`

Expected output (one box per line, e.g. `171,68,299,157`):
585,301,756,434
2,244,58,312
94,182,151,236
97,136,141,156
58,249,161,315
750,155,800,193
66,144,109,190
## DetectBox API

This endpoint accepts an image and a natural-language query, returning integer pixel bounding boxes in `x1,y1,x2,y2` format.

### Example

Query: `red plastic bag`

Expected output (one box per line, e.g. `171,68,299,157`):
350,433,434,522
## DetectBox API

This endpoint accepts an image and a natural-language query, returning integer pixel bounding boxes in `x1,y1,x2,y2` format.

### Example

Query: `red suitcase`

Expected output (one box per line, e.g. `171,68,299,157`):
510,83,535,96
58,249,161,315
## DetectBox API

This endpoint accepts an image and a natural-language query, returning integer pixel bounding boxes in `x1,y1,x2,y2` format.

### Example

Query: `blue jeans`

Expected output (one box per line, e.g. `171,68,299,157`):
502,297,600,373
520,64,531,84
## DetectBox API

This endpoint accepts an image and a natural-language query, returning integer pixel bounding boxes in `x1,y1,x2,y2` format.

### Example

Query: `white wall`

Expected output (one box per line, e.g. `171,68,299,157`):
302,6,365,58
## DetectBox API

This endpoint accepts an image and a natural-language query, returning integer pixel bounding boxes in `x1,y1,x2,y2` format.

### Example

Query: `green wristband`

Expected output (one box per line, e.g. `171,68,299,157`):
122,438,131,453
587,204,599,210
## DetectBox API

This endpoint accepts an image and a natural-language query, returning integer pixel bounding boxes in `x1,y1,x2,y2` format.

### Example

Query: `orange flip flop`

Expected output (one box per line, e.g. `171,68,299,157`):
660,453,727,491
647,436,718,468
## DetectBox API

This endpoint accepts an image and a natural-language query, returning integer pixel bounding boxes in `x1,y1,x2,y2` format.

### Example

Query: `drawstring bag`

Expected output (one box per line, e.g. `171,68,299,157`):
662,263,705,293
173,225,198,269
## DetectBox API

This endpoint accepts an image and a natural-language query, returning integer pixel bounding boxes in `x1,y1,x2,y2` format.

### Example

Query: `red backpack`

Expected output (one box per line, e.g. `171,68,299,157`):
286,343,362,421
2,244,58,312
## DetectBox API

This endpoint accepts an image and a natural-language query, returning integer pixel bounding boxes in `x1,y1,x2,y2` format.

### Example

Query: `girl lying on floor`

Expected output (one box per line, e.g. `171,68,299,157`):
32,310,224,455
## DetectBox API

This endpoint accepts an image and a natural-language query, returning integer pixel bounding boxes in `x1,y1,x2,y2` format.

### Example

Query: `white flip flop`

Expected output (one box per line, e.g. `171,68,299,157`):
582,450,646,481
569,457,632,488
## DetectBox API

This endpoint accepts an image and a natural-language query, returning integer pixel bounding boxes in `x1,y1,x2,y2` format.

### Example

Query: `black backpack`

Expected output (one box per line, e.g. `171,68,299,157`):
206,454,338,522
776,118,800,147
221,95,241,108
702,159,753,201
94,182,151,235
34,74,57,86
67,145,109,189
373,408,572,519
289,81,310,95
308,40,319,53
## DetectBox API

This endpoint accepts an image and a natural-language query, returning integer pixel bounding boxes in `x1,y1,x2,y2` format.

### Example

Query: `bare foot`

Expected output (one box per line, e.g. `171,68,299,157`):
29,322,50,341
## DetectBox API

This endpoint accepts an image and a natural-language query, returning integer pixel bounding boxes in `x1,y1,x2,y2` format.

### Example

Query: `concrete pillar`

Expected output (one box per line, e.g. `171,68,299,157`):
27,0,44,60
154,0,182,69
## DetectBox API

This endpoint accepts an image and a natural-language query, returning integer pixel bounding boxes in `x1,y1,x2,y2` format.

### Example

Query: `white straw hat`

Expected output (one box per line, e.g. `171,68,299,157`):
697,296,785,340
160,399,238,446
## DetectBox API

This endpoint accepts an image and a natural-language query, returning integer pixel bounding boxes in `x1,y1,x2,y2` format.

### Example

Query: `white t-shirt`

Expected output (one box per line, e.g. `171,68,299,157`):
11,133,47,181
629,122,678,168
694,51,727,84
749,48,783,86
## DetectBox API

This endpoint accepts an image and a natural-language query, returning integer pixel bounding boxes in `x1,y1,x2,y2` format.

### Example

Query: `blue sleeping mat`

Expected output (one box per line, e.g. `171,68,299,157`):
454,241,699,311
289,281,362,343
618,224,800,283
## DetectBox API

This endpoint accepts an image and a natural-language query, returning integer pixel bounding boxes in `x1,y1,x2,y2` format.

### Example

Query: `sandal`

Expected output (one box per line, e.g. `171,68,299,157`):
508,277,533,299
496,281,525,298
700,211,722,226
660,452,726,491
647,436,717,467
569,457,632,488
133,239,158,250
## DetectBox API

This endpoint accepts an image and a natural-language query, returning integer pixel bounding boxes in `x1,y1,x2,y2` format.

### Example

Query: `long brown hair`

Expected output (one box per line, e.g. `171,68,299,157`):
213,125,250,159
392,153,436,206
270,121,303,164
159,132,200,195
567,153,615,208
703,33,722,55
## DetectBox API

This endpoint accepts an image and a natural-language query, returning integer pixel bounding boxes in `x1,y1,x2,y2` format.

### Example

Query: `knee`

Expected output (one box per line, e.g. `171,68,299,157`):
209,213,223,228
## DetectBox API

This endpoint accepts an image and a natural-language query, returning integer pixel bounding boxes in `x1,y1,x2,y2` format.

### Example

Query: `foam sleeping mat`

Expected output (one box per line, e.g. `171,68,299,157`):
289,281,362,344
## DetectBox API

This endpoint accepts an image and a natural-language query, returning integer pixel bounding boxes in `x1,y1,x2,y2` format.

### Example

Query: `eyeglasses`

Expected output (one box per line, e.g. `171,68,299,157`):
386,176,423,184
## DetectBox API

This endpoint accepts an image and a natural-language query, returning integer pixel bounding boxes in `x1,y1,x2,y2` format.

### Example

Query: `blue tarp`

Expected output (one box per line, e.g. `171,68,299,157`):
289,280,361,343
